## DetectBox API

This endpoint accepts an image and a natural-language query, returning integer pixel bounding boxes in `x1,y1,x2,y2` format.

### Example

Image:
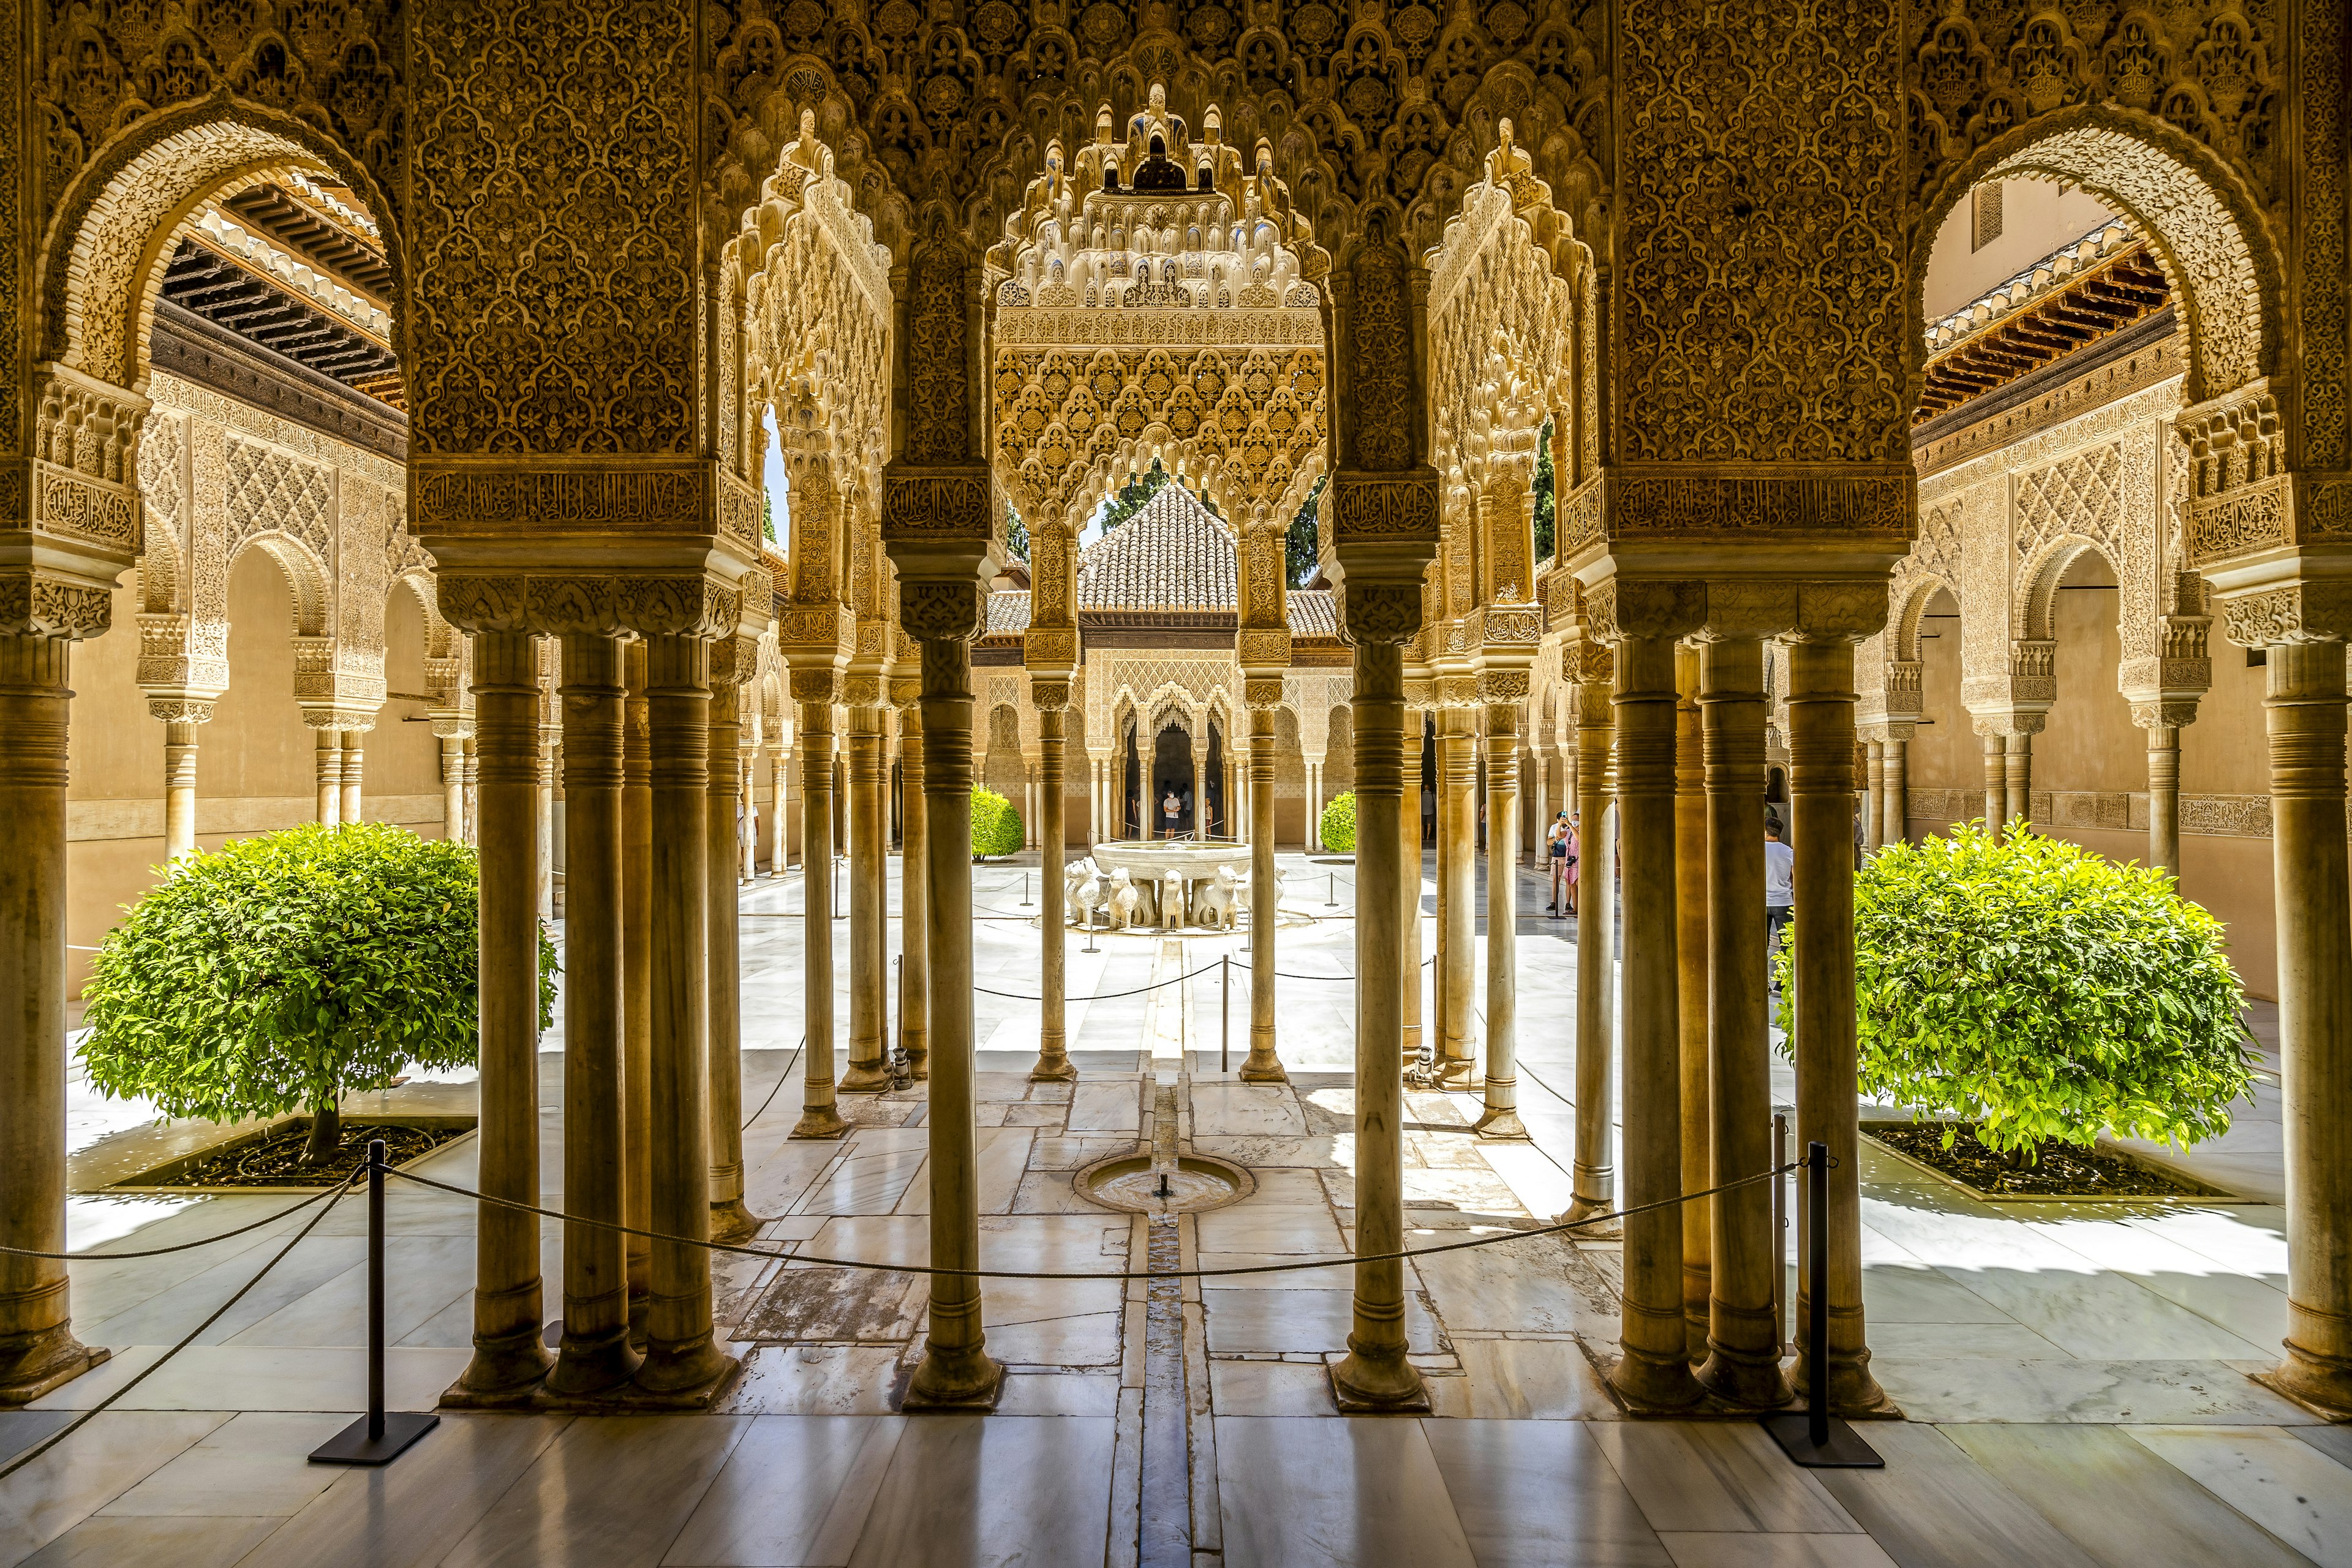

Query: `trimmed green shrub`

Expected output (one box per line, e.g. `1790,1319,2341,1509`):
1320,791,1357,854
81,823,557,1165
970,786,1023,858
1773,821,2252,1163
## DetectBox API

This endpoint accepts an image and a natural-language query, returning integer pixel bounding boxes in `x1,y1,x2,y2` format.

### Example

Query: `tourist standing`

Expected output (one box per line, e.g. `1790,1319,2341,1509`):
1764,817,1794,993
1546,810,1575,916
1163,786,1181,840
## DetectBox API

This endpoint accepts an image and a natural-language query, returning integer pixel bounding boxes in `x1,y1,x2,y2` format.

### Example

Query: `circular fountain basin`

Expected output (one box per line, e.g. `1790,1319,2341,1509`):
1080,839,1262,930
1091,839,1248,880
1073,1151,1256,1213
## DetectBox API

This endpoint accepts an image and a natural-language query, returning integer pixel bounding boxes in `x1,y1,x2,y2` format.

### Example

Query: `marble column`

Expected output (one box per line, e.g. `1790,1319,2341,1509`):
633,630,732,1399
1243,687,1285,1081
1787,638,1884,1414
842,696,891,1093
2004,731,2033,831
1193,745,1207,839
463,736,480,845
1435,698,1477,1087
705,664,756,1243
1673,647,1709,1353
536,717,557,922
1567,679,1618,1220
790,673,846,1138
442,732,468,842
546,631,636,1396
1032,688,1075,1081
1477,692,1526,1137
1881,734,1907,850
1861,740,1883,852
622,643,653,1336
340,725,368,826
1610,633,1700,1411
740,747,759,883
1305,760,1322,851
1401,708,1426,1061
314,725,343,826
156,704,209,862
903,590,1001,1410
2141,715,2182,874
899,691,930,1080
770,747,790,874
450,630,552,1403
1331,631,1427,1411
0,634,106,1403
1980,728,2005,833
1695,636,1788,1407
2262,641,2352,1418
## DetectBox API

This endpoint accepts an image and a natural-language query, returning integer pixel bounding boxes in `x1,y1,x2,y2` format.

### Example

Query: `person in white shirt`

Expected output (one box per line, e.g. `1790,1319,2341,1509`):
1764,816,1795,992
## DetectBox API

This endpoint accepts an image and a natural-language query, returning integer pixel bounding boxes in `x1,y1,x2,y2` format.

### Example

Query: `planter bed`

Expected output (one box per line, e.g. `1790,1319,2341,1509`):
1862,1118,2241,1203
96,1113,477,1194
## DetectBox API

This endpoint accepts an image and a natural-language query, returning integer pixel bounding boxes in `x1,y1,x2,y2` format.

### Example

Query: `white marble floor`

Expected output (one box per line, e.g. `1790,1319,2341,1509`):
7,851,2343,1567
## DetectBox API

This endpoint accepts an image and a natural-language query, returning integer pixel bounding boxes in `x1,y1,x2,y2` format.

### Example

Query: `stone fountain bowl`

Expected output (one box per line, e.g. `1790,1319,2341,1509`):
1072,1150,1256,1213
1090,839,1249,880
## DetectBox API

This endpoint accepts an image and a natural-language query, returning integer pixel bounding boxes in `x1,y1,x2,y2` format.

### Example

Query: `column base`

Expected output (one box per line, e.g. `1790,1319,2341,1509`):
902,1343,1005,1411
2256,1346,2352,1421
709,1198,761,1245
1790,1348,1896,1418
1697,1343,1793,1409
633,1336,739,1401
0,1327,110,1407
905,1048,929,1083
1237,1047,1287,1084
1326,1347,1431,1413
838,1060,894,1093
1472,1105,1529,1139
544,1327,641,1399
1609,1345,1703,1412
1426,1056,1477,1090
792,1104,850,1139
446,1322,554,1409
1028,1051,1079,1083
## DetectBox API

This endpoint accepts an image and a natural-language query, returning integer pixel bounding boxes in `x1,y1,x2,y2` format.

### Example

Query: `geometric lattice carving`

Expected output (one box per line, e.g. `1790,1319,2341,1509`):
225,440,333,560
2015,442,2123,562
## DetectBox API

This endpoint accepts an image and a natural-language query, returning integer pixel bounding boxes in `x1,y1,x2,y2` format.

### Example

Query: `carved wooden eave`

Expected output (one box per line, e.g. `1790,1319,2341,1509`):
1918,224,2173,423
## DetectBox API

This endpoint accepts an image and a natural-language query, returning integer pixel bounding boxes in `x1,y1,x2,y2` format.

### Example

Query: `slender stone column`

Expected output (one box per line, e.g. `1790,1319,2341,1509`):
1332,628,1428,1411
443,732,468,842
1032,689,1076,1081
546,630,636,1396
1435,696,1477,1086
451,630,553,1403
1567,677,1618,1219
1610,632,1700,1410
1401,707,1426,1061
1305,760,1321,851
1193,747,1207,839
535,718,557,921
314,726,343,826
740,747,759,883
903,586,1001,1409
1881,736,1907,850
897,689,930,1080
633,631,732,1398
842,695,891,1093
340,726,368,826
1237,687,1286,1080
791,672,846,1137
2262,641,2352,1417
1695,636,1788,1406
463,736,480,845
1673,647,1709,1352
622,643,653,1336
2004,732,2032,831
705,663,756,1243
1477,692,1526,1137
2142,717,2182,874
1787,638,1885,1413
154,704,210,862
0,635,107,1403
1979,728,2005,832
1861,741,1883,851
770,748,790,874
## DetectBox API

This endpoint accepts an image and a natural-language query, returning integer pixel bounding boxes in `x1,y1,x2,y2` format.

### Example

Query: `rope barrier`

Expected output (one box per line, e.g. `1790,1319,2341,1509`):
974,958,1225,1003
0,1169,360,1484
380,1159,1801,1283
0,1178,355,1262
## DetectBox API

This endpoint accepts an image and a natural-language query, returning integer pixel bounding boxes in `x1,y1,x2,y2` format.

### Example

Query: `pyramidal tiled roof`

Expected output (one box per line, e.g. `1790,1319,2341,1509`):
1286,589,1336,638
1077,484,1235,610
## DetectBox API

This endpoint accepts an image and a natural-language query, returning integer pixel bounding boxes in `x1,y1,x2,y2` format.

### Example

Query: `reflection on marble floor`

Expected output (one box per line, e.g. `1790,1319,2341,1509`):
12,854,2344,1567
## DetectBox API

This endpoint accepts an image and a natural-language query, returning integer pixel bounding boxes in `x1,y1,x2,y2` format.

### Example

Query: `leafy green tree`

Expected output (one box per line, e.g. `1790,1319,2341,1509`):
1096,462,1169,533
762,488,776,545
1532,416,1555,563
1286,475,1327,587
970,787,1025,858
1773,821,2252,1164
81,824,557,1166
1004,500,1030,562
1319,791,1357,854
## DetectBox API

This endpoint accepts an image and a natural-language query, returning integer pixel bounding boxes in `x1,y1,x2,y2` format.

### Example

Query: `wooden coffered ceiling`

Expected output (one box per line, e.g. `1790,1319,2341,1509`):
1915,231,2173,423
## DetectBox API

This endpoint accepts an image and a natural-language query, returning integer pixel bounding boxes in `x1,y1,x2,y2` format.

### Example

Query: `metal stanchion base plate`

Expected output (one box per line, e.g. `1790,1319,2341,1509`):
1761,1412,1885,1469
309,1411,439,1466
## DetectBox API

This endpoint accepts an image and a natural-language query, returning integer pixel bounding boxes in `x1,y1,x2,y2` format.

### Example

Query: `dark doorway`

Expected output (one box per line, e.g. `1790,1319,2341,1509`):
1150,723,1197,837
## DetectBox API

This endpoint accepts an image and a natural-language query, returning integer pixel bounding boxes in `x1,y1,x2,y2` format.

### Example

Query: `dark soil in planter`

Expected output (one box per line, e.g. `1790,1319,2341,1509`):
149,1118,469,1189
1866,1120,2215,1199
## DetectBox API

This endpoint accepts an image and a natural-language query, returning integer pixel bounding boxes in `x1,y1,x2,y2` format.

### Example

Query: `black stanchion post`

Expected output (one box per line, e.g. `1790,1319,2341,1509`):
310,1139,438,1465
1763,1141,1882,1469
1220,954,1229,1074
1772,1108,1789,1351
1020,872,1031,907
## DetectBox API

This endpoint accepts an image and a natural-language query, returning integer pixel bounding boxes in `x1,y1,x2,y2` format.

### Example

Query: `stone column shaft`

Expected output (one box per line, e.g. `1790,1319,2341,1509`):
1787,639,1883,1412
1568,693,1618,1218
622,645,654,1335
443,734,467,842
901,704,930,1080
1033,699,1074,1081
1881,737,1907,850
1673,649,1709,1352
1332,639,1427,1410
315,728,343,826
1401,712,1426,1060
1981,731,2005,834
537,726,559,921
463,736,480,846
0,635,104,1403
1695,638,1788,1406
1243,698,1285,1081
341,729,366,827
1477,699,1525,1137
2147,725,2181,874
452,630,552,1402
842,705,890,1093
162,718,200,862
2264,643,2352,1417
770,750,790,874
791,692,846,1138
1436,703,1477,1084
706,679,756,1242
2004,733,2032,831
1610,635,1698,1409
547,632,636,1396
1861,741,1883,852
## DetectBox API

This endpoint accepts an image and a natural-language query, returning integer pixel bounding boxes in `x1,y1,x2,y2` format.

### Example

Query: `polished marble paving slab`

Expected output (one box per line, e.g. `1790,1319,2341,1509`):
438,1414,752,1567
15,1512,282,1568
1214,1415,1477,1568
1436,1336,1620,1420
25,1345,470,1414
1650,1531,1899,1567
0,1410,228,1566
1808,1420,2101,1568
1585,1423,1862,1536
2128,1423,2352,1567
96,1411,349,1518
1872,1354,2318,1425
658,1415,902,1567
1422,1417,1670,1566
843,1415,1115,1568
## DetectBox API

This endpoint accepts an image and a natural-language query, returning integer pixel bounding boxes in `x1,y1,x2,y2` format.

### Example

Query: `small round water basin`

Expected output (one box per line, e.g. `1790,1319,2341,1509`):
1074,1152,1256,1213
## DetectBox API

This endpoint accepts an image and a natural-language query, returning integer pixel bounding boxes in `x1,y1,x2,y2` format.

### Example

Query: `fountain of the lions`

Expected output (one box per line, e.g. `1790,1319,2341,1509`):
1063,840,1284,932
